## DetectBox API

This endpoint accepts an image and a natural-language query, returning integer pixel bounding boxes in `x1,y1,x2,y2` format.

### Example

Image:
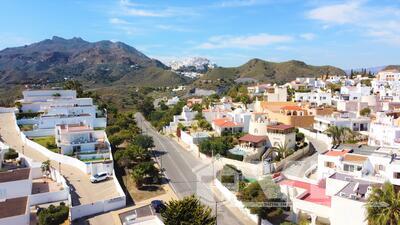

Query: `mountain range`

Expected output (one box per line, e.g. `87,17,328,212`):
0,36,186,86
0,36,351,89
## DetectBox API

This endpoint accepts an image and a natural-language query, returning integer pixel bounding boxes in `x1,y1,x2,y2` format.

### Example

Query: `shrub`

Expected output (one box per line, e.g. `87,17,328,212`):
295,132,305,142
225,151,244,161
38,203,69,225
16,112,42,119
4,149,18,160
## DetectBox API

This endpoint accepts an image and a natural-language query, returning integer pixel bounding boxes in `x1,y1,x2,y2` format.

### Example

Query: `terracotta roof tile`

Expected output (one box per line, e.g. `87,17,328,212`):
239,134,267,143
0,196,28,219
0,168,30,183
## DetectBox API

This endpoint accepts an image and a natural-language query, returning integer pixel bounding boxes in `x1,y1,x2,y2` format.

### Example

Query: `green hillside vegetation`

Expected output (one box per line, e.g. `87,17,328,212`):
201,58,346,83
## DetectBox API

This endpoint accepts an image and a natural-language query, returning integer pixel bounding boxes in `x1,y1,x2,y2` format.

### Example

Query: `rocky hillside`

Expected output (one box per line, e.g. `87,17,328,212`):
0,36,186,86
201,58,346,83
383,65,400,72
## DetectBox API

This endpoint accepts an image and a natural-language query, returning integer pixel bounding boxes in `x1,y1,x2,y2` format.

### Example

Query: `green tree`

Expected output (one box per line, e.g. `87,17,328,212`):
131,161,160,188
4,148,18,160
63,80,83,97
114,144,150,168
161,195,216,225
41,160,51,175
138,97,155,118
324,126,353,145
271,142,292,161
132,134,154,150
360,107,371,116
366,182,400,225
108,134,125,148
238,178,284,224
38,202,69,225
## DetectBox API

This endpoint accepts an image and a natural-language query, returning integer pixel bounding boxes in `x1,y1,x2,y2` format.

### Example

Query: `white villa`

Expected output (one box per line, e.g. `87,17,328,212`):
17,89,106,136
314,111,370,133
55,124,110,158
294,89,332,106
279,143,400,225
368,111,400,148
338,84,371,101
164,105,198,133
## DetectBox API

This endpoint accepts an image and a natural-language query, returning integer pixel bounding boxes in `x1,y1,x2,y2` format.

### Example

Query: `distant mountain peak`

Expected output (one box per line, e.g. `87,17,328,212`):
0,36,186,86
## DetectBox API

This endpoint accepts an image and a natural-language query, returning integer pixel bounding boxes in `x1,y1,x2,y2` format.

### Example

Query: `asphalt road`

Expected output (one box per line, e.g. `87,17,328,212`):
135,113,255,225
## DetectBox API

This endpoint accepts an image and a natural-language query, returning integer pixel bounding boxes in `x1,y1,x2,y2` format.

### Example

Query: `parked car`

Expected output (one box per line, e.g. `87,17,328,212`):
151,200,166,213
122,212,137,225
90,172,108,183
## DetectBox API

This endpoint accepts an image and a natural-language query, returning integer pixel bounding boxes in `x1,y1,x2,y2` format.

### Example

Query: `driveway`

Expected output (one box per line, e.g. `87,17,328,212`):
282,134,329,178
0,113,119,205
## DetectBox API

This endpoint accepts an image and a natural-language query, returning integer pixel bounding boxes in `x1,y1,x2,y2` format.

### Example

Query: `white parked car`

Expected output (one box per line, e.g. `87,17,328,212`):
90,172,108,183
123,212,137,225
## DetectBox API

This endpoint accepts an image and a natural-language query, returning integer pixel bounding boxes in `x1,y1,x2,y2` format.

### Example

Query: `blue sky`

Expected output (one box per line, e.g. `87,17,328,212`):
1,0,400,69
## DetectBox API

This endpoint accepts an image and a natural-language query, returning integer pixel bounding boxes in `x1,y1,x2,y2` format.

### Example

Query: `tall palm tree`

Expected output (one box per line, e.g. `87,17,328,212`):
366,182,400,225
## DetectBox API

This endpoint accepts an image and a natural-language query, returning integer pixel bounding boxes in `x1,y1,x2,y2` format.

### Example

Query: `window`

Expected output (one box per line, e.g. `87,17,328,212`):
344,164,357,172
325,161,335,168
394,172,400,179
375,165,385,171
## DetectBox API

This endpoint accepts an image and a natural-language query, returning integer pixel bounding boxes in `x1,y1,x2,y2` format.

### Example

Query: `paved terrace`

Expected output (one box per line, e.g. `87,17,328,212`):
0,113,119,205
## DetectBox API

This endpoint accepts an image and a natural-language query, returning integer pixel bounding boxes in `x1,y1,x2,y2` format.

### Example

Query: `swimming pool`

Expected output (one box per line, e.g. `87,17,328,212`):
228,146,247,156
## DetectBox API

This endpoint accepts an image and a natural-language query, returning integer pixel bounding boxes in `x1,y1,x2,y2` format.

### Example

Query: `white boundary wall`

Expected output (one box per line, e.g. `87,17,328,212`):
0,107,17,113
12,113,90,174
298,127,332,145
10,112,126,220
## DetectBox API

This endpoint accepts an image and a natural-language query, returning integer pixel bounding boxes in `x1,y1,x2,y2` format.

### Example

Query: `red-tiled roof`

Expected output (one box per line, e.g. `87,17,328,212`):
239,134,267,143
212,118,242,128
281,105,304,111
324,150,351,157
0,168,30,183
0,196,28,219
267,124,294,131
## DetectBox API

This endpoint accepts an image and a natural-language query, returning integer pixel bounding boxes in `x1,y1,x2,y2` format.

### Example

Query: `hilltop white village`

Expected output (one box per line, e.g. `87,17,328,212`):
1,67,400,225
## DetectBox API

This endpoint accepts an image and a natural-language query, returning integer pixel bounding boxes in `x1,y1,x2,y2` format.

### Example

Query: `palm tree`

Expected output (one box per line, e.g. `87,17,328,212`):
161,195,216,225
41,160,51,179
324,126,342,145
366,182,400,225
271,142,292,161
324,126,354,145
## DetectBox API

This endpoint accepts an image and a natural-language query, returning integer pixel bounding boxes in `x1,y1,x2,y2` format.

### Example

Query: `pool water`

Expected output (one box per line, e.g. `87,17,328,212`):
229,147,247,156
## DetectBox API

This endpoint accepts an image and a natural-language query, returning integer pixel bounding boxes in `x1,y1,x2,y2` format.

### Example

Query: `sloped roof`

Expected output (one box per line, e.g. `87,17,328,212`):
239,134,267,143
212,118,242,128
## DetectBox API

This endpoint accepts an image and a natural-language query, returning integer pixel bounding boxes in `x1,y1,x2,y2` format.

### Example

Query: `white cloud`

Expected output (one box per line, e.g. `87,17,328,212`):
109,18,130,25
300,33,316,41
156,25,193,32
197,33,293,49
307,1,400,46
117,0,197,17
216,0,271,7
307,1,362,24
